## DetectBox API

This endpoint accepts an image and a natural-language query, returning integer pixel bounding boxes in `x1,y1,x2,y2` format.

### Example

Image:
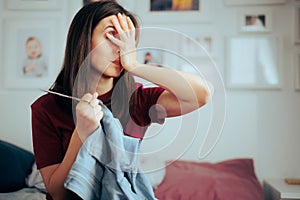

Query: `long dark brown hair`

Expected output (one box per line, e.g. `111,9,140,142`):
50,1,139,128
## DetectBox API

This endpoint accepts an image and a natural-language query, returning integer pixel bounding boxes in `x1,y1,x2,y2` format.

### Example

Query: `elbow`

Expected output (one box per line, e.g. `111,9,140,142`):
197,81,214,107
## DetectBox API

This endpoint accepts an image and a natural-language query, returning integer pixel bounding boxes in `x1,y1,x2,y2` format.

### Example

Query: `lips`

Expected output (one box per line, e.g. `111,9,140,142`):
112,59,121,66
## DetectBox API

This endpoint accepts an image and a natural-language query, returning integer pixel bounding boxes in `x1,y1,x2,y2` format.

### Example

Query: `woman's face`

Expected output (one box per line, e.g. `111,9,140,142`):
91,15,122,78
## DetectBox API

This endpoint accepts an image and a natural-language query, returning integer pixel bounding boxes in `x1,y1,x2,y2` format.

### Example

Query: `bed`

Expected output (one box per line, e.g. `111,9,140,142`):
143,158,264,200
0,140,46,200
0,140,263,200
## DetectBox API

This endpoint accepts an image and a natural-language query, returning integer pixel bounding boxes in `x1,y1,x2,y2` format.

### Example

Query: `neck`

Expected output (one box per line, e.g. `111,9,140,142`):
96,76,114,95
87,67,114,96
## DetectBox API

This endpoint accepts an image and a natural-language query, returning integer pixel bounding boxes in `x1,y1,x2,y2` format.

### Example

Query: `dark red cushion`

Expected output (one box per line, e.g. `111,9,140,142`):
154,158,263,200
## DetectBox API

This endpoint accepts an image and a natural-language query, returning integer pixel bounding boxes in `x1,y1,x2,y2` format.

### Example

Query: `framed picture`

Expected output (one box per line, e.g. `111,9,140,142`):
225,36,282,89
135,0,211,23
295,52,300,90
3,18,58,89
135,47,165,86
150,0,199,11
239,10,272,33
224,0,286,6
181,34,213,58
137,48,164,67
295,6,300,44
6,0,60,10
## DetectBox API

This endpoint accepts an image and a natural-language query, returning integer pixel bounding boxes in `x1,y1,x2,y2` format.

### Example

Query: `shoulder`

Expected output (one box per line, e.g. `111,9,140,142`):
31,93,70,117
31,93,57,111
134,82,165,100
31,93,74,132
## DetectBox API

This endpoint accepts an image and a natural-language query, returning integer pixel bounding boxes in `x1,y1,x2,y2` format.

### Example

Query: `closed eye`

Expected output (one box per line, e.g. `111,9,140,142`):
109,30,118,37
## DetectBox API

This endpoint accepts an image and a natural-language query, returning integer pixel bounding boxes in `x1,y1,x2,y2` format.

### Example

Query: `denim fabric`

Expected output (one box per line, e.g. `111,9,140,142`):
64,101,157,200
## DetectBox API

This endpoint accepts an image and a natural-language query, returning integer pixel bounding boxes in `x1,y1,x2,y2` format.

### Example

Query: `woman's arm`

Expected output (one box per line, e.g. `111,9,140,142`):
40,130,82,200
108,14,213,118
130,66,213,117
39,93,103,200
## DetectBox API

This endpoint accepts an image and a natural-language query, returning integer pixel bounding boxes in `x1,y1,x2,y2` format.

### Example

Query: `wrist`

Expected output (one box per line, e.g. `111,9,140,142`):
124,61,140,73
76,124,99,142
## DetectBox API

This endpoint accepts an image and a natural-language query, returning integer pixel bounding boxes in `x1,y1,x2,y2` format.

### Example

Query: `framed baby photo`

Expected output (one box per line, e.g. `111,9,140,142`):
6,0,61,10
135,0,212,23
239,10,272,33
3,18,58,89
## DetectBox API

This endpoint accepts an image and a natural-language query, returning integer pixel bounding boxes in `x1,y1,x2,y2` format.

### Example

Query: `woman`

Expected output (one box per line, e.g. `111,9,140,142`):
31,1,213,199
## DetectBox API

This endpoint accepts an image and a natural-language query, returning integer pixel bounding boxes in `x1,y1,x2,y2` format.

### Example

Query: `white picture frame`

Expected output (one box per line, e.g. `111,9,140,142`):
181,34,213,58
295,6,300,44
3,18,58,89
225,36,282,89
239,10,272,33
135,0,211,24
137,48,164,67
6,0,60,10
224,0,286,6
295,52,300,91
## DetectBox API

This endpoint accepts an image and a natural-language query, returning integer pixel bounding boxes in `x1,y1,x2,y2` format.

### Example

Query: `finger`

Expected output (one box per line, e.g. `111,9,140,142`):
96,110,104,121
81,93,93,103
126,16,135,31
93,105,102,115
106,33,123,47
92,92,98,99
118,13,129,31
112,15,124,35
93,106,103,120
90,92,100,106
89,99,99,107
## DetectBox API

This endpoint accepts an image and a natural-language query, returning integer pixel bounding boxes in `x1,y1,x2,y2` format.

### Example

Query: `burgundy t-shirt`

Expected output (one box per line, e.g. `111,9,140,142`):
31,83,165,170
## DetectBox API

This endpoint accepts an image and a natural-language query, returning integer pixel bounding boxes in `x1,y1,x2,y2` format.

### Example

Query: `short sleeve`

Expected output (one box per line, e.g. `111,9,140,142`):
31,99,63,169
130,84,165,126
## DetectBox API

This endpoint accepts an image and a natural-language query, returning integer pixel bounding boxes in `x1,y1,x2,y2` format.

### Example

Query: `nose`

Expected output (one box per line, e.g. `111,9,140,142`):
112,44,120,56
107,40,119,55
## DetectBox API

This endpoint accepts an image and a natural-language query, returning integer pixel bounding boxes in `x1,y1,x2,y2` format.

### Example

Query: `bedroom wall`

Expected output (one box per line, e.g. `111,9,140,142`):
0,0,299,182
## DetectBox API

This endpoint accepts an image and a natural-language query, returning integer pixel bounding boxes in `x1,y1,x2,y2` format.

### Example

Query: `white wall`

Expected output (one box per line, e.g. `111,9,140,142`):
0,0,299,181
0,0,81,150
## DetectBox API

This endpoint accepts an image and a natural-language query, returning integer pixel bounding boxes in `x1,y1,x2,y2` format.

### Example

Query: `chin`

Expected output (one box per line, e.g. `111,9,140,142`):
112,70,123,77
103,69,123,78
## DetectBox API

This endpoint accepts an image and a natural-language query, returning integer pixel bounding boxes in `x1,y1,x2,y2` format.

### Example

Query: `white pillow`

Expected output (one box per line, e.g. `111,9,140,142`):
26,163,46,193
139,155,166,189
